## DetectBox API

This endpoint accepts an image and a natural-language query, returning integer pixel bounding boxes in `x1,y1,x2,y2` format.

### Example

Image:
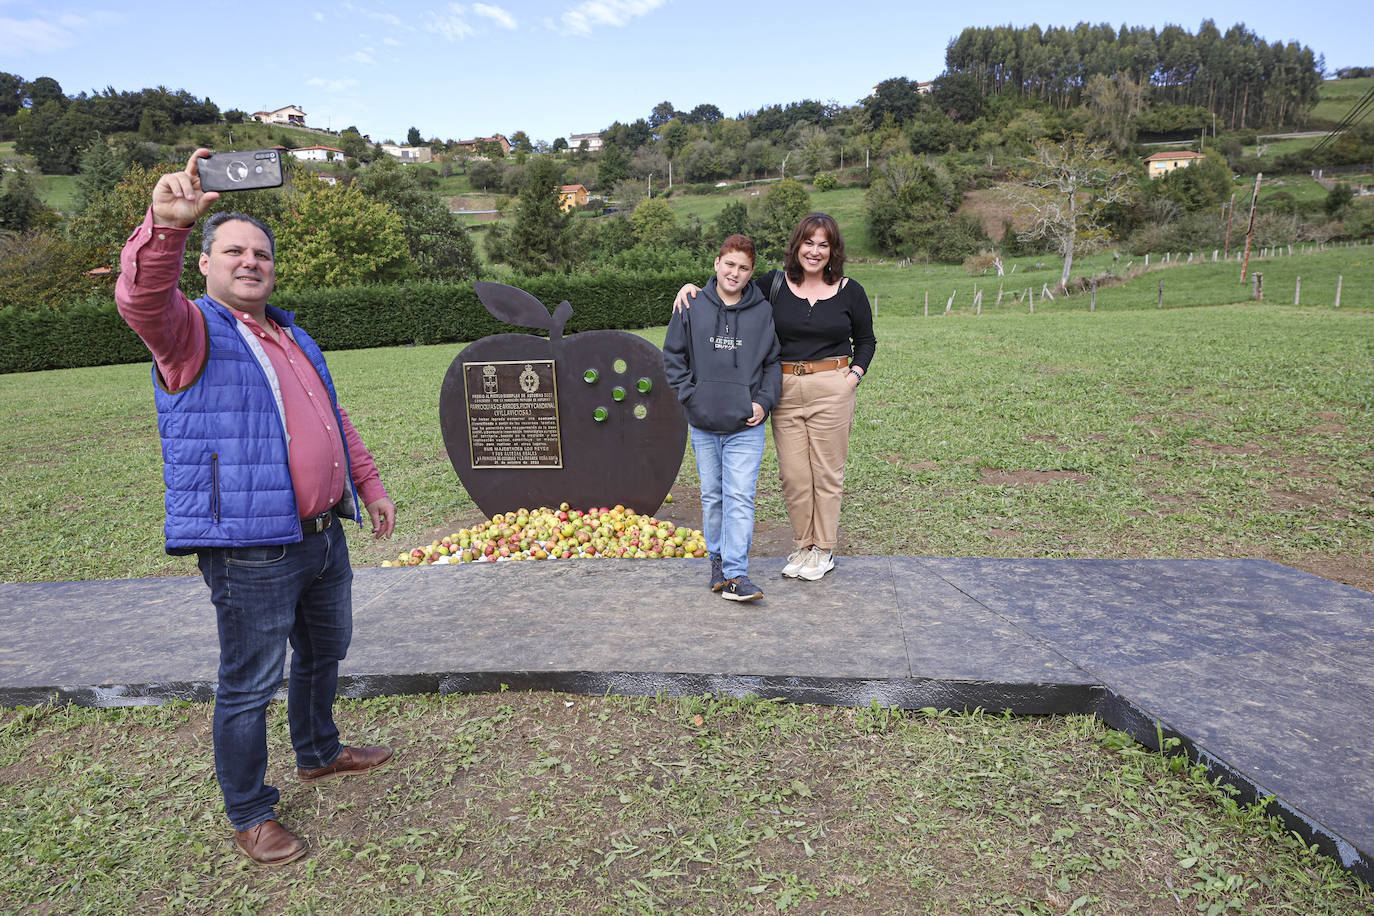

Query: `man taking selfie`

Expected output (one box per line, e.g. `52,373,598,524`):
116,148,398,866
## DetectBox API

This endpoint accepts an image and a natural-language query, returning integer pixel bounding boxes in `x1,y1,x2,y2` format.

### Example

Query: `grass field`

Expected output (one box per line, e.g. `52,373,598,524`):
0,246,1369,586
2,294,1372,911
2,219,1372,914
1312,76,1374,125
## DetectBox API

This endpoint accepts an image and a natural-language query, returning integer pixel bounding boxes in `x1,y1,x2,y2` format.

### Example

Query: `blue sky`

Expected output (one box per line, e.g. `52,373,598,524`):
1,0,1366,146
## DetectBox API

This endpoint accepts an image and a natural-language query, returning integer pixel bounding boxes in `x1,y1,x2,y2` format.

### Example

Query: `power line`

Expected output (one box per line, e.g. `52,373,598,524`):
1309,83,1374,156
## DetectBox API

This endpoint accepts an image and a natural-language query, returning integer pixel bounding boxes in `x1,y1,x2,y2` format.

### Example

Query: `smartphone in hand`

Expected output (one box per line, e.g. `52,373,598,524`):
199,150,284,192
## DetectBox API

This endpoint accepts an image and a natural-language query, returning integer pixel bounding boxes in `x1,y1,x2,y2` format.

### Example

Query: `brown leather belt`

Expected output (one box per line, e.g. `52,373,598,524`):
782,356,850,376
301,510,336,534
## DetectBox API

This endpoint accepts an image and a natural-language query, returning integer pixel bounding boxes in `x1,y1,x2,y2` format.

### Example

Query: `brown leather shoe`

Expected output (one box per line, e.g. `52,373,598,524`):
296,745,394,784
234,819,307,866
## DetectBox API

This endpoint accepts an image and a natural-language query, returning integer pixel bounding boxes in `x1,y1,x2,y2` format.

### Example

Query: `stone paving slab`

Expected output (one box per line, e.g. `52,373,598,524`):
0,556,1369,882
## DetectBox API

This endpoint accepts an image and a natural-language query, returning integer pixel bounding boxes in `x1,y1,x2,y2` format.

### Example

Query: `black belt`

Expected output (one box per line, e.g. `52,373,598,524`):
301,510,336,534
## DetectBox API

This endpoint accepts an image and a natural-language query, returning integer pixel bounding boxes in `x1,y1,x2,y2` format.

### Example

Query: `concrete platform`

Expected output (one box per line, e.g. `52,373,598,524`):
1,556,1370,883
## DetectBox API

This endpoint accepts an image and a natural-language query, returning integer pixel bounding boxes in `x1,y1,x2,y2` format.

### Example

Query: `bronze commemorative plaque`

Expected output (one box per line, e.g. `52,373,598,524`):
462,360,562,468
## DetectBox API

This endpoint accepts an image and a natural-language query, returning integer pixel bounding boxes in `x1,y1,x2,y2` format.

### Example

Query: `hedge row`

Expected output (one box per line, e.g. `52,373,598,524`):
0,270,703,375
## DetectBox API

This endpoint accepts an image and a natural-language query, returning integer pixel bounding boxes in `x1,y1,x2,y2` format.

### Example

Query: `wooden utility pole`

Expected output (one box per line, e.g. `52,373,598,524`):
1240,173,1262,282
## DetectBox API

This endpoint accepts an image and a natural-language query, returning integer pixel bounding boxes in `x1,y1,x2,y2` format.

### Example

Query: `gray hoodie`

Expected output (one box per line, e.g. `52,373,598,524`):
662,277,782,435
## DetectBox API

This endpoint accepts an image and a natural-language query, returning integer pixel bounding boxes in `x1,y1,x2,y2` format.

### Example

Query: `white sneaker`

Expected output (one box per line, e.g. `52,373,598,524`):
781,548,811,578
798,549,834,581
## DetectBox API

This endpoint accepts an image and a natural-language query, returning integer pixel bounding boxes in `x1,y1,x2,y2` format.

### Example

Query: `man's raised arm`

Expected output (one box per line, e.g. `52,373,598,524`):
116,149,222,390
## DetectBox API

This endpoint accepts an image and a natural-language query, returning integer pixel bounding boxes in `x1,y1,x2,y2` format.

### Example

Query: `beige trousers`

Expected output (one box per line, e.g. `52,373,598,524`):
771,367,856,551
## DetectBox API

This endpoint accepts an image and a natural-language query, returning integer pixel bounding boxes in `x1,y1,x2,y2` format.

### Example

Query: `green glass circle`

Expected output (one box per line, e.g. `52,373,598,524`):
633,404,648,419
592,406,609,422
613,358,627,374
583,368,598,384
636,377,652,394
612,386,626,401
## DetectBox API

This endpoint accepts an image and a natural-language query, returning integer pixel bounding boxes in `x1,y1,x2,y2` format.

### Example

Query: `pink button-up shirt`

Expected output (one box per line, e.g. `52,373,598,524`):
116,210,388,519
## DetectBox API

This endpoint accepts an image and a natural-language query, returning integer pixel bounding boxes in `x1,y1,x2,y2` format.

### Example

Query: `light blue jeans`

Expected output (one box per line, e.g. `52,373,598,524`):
690,423,766,580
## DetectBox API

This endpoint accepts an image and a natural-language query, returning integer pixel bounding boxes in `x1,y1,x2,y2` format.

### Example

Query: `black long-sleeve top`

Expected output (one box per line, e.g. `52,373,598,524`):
753,270,877,372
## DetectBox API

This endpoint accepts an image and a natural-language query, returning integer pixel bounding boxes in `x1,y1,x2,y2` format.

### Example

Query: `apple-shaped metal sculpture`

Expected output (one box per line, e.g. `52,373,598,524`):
440,282,687,518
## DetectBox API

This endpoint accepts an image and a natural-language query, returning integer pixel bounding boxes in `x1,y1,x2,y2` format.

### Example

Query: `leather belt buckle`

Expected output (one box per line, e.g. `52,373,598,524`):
790,362,807,376
301,512,334,534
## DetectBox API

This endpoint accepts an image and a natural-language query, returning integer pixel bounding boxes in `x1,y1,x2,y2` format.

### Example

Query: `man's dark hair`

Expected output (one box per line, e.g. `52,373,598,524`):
201,212,275,258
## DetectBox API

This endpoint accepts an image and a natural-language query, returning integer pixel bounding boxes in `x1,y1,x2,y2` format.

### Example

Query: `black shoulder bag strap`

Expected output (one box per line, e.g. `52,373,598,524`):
768,270,784,304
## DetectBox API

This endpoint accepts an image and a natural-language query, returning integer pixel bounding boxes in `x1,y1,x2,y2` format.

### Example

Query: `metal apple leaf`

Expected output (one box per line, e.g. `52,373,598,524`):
473,281,560,332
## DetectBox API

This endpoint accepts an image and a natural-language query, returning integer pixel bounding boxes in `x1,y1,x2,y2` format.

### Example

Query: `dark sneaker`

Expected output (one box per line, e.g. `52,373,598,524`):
709,554,725,592
721,576,763,602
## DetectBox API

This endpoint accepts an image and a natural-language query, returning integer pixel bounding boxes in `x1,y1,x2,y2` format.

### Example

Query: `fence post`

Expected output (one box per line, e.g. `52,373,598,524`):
1252,272,1263,301
1294,276,1300,306
1090,278,1096,312
1157,278,1163,308
1335,275,1342,308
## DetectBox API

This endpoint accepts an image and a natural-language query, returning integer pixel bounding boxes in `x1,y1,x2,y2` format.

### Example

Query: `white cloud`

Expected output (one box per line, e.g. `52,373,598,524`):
0,11,119,55
313,11,325,22
350,47,376,65
561,0,665,35
432,3,475,40
342,2,403,28
383,36,401,46
473,3,516,29
306,77,361,93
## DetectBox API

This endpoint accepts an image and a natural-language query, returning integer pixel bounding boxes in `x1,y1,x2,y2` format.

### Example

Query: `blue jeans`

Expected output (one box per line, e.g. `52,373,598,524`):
690,423,765,580
196,521,353,831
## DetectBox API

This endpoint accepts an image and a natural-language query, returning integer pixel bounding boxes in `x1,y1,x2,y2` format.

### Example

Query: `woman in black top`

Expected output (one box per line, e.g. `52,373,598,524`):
677,212,876,580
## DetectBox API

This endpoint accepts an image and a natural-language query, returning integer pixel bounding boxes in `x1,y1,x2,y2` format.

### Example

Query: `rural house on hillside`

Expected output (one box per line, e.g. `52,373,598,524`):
1143,150,1206,178
559,184,589,211
381,143,434,163
454,135,512,156
290,146,344,162
567,132,603,153
251,105,307,127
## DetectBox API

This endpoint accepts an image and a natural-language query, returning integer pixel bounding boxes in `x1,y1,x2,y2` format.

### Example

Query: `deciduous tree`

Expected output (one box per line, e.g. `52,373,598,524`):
1003,135,1134,289
629,197,675,247
863,77,926,127
749,178,810,261
649,101,678,130
275,184,410,289
352,154,479,281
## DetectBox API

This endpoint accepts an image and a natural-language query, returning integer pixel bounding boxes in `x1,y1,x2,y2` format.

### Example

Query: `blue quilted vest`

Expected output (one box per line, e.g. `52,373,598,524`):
152,297,360,554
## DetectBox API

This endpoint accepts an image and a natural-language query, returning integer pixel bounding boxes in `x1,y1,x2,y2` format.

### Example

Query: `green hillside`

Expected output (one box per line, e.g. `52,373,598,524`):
1311,76,1374,126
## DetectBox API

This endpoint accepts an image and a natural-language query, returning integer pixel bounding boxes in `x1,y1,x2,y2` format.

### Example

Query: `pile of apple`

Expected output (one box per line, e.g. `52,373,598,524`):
382,503,707,566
